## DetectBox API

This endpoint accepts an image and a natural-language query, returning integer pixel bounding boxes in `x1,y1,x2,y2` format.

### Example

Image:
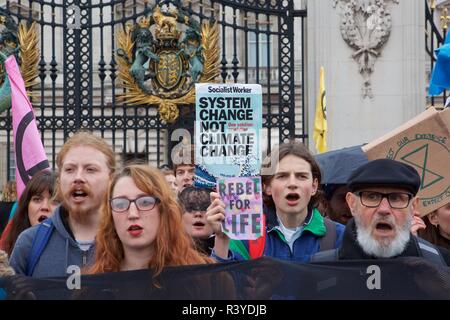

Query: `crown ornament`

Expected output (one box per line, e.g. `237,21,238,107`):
138,16,151,28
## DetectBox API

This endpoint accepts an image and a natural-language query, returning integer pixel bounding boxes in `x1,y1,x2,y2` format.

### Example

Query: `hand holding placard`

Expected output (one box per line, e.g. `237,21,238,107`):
206,192,226,238
218,176,263,240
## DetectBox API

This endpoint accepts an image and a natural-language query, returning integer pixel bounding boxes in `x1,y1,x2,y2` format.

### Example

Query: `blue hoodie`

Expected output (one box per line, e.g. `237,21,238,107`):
9,206,96,278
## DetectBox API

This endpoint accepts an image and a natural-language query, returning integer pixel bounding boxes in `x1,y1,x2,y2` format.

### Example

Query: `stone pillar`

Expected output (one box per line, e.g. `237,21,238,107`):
306,0,425,151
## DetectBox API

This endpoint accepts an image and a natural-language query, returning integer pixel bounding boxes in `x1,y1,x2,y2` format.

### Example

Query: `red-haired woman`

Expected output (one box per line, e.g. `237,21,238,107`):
89,164,214,275
86,164,239,299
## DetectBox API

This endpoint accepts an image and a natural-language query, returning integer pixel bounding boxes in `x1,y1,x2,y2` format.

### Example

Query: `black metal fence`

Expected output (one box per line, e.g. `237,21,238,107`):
0,0,306,180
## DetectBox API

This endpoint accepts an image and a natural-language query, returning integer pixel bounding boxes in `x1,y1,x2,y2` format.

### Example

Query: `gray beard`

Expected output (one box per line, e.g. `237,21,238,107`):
354,214,412,258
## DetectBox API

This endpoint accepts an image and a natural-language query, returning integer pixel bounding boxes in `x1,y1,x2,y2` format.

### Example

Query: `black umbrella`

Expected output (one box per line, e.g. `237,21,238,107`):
314,145,369,185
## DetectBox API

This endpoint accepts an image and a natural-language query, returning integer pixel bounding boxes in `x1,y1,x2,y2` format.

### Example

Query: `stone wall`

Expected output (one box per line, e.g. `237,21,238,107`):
306,0,425,151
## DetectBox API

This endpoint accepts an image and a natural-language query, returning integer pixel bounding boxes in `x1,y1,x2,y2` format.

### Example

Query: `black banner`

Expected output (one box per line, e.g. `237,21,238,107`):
1,256,449,300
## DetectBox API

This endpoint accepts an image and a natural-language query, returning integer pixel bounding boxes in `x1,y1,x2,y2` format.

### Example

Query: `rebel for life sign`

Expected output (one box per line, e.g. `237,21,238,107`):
218,177,263,240
195,83,262,178
362,107,450,216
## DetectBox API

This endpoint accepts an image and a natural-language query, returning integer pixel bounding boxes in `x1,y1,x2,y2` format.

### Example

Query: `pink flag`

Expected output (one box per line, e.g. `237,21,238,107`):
4,55,49,198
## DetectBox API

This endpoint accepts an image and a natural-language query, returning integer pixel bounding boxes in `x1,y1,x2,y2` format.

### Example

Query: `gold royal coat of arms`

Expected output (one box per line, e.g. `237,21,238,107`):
117,2,220,123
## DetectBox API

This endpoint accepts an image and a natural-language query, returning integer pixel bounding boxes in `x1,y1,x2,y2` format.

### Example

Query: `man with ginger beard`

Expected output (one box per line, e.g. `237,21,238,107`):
312,159,450,266
9,132,115,277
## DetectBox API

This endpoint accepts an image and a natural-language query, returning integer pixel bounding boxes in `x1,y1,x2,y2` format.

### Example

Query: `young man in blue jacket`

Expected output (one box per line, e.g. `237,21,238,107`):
207,141,344,263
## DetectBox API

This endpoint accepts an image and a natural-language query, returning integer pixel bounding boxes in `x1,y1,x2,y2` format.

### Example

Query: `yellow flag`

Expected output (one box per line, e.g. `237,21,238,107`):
313,66,327,153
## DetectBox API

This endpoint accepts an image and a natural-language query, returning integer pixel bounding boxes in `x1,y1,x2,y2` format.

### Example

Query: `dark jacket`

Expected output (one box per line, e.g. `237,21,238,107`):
334,219,450,266
212,207,345,263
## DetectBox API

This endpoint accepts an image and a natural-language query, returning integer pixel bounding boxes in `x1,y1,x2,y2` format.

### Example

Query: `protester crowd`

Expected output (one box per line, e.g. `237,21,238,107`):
0,132,449,299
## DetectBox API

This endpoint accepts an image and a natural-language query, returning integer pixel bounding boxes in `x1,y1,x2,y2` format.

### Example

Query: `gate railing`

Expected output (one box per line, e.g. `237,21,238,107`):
0,0,306,183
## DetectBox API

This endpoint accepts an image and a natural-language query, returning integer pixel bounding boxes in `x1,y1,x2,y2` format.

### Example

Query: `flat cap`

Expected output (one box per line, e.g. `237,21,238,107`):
347,159,421,195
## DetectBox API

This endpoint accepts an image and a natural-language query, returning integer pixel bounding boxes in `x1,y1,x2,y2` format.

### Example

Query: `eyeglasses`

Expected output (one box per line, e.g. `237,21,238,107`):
110,196,160,213
356,191,413,209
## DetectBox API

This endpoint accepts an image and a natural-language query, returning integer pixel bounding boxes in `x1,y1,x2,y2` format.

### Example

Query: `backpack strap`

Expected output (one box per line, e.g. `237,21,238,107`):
416,237,446,267
248,214,267,259
310,248,339,262
26,219,54,276
319,218,337,251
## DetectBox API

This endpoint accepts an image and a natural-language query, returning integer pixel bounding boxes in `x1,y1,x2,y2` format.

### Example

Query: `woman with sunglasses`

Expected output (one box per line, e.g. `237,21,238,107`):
90,164,214,274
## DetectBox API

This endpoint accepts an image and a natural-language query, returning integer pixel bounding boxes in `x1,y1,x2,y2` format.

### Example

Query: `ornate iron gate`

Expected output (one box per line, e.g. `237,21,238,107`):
0,0,306,180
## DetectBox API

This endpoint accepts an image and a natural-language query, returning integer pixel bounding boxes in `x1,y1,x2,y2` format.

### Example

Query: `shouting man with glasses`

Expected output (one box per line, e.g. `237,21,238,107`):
312,159,450,266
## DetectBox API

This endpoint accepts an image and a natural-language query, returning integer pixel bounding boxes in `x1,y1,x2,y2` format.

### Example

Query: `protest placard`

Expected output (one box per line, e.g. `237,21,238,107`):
195,83,262,182
362,107,450,216
218,176,263,240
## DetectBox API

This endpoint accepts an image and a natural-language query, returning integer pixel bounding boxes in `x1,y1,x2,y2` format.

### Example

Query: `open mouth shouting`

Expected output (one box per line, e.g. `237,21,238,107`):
374,220,395,236
71,188,89,203
38,214,49,223
285,193,300,206
193,221,206,229
127,224,144,237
